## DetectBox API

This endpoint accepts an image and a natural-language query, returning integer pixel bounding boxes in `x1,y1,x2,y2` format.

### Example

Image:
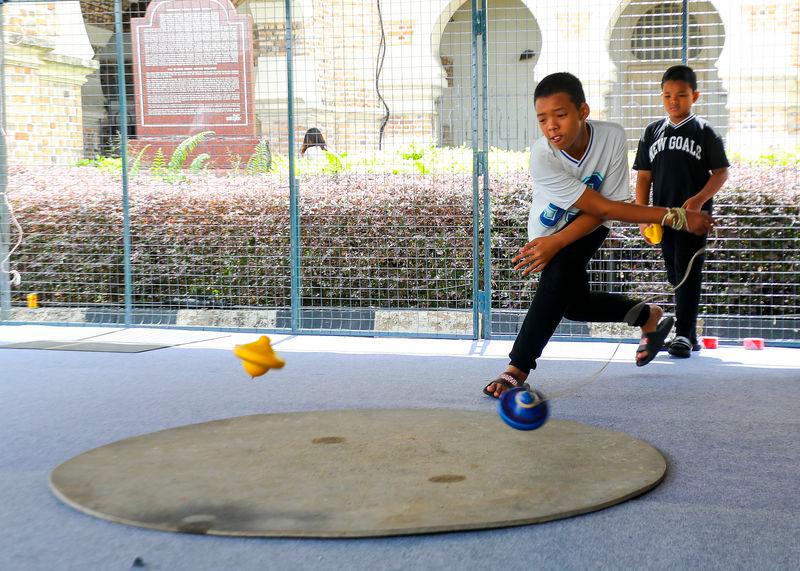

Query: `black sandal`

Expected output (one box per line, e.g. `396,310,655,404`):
667,335,692,358
636,316,675,367
483,372,530,399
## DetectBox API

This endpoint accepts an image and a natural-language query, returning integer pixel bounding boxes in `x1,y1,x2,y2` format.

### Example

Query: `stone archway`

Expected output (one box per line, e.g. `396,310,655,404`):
436,0,542,150
607,1,727,146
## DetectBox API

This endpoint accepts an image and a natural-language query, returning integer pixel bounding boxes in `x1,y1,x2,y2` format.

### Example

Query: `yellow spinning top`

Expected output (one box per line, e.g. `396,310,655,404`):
233,336,285,378
644,223,663,245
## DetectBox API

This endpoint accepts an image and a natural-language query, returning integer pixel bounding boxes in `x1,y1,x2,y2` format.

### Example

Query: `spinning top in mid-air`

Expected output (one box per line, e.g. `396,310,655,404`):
497,387,549,431
233,336,285,378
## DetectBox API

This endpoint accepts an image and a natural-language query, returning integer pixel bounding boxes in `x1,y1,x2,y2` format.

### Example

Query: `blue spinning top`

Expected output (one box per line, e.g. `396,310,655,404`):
497,387,549,431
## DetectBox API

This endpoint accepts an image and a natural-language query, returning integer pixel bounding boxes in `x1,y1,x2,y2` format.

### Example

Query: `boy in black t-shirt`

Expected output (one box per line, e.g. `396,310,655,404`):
633,65,729,358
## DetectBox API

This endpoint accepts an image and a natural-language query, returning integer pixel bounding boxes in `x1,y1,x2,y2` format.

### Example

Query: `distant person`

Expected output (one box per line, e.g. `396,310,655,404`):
300,127,328,159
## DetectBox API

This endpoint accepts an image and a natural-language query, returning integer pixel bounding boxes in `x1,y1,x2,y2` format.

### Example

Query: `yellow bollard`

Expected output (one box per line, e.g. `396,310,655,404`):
26,293,39,309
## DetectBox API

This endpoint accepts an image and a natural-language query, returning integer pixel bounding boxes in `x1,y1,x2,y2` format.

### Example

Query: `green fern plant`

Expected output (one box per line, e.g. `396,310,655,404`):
129,145,151,177
108,130,122,158
189,153,211,174
168,130,214,173
95,156,123,173
246,138,272,175
150,148,166,176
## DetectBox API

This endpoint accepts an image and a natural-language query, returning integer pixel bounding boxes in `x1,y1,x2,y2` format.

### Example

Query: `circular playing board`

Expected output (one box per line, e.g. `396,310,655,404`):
50,409,666,537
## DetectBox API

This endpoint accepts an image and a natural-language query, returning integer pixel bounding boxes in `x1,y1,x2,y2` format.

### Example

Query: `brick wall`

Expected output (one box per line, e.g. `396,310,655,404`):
3,2,59,35
792,3,800,70
3,4,98,166
4,58,94,167
254,21,307,58
311,0,381,109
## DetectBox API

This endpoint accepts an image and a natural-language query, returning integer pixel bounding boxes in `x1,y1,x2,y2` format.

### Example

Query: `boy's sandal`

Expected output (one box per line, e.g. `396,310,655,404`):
666,338,702,352
636,316,675,367
667,335,692,358
483,372,530,399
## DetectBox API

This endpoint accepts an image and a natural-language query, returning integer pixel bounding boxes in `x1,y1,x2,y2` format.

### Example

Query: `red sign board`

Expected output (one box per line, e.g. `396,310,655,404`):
131,0,255,138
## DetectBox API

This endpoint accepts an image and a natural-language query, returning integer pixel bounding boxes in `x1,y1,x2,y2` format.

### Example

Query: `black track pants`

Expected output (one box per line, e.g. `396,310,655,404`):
660,227,707,343
509,226,648,374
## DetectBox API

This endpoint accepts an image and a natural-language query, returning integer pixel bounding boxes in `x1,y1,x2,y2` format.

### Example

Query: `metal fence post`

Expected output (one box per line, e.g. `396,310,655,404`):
471,0,492,340
114,0,133,326
285,0,300,333
682,0,689,65
470,1,482,339
479,0,492,339
0,2,10,320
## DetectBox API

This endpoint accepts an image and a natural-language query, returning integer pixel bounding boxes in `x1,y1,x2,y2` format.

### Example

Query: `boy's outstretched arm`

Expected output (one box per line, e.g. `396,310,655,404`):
684,167,728,211
572,186,713,234
513,212,602,275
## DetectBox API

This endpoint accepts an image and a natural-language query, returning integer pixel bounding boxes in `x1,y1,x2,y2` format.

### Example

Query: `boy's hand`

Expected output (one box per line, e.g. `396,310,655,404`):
513,235,564,276
682,195,705,212
639,223,657,245
685,210,714,235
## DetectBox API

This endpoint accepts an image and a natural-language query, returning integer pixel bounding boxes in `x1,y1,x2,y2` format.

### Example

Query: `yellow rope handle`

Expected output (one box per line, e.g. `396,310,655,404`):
661,207,688,231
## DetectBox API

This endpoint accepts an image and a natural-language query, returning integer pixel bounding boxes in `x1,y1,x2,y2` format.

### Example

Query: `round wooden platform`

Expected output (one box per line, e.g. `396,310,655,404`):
50,409,666,537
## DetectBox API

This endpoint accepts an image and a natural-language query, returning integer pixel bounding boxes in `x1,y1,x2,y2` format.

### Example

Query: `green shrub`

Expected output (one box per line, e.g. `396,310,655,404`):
7,164,799,320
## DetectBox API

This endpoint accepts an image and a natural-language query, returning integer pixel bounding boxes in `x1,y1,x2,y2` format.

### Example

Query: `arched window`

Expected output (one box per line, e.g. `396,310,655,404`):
607,0,727,148
631,3,701,61
436,0,541,151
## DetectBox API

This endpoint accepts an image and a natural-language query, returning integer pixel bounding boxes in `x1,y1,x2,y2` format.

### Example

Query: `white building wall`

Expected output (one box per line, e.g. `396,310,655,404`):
67,0,797,155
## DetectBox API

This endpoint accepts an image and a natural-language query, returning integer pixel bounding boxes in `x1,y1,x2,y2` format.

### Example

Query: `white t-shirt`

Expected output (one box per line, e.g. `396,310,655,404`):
527,120,630,240
303,146,327,159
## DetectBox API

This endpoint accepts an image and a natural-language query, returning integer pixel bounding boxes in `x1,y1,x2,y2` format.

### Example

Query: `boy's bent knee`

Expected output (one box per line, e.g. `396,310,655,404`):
538,268,584,295
624,302,650,327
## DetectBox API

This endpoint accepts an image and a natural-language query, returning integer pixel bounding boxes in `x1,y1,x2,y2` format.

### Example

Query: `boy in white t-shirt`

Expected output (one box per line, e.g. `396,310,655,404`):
484,72,713,398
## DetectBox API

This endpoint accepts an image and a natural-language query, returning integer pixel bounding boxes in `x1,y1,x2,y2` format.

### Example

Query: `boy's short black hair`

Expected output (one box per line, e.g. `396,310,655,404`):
661,65,697,90
534,72,586,109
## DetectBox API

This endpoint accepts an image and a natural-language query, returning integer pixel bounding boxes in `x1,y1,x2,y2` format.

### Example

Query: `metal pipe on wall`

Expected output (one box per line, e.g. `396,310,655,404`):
285,0,300,332
0,2,12,320
114,0,133,325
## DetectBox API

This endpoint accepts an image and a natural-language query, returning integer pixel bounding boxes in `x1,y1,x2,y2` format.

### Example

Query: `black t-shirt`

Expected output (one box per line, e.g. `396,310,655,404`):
633,114,729,211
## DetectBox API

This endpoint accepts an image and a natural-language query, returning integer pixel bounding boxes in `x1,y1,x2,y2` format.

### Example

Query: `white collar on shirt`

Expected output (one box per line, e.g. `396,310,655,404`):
667,113,696,129
559,122,594,167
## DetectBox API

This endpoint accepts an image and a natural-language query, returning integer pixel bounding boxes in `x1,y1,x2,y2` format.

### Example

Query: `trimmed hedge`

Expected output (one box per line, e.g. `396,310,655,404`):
6,164,799,317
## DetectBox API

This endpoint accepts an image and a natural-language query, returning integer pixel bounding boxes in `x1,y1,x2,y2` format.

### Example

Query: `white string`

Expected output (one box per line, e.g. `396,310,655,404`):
531,229,717,405
1,191,22,288
538,339,625,402
671,228,717,291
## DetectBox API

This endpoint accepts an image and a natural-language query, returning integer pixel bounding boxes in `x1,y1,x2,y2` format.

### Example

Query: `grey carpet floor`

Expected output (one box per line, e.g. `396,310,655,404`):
1,341,798,570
